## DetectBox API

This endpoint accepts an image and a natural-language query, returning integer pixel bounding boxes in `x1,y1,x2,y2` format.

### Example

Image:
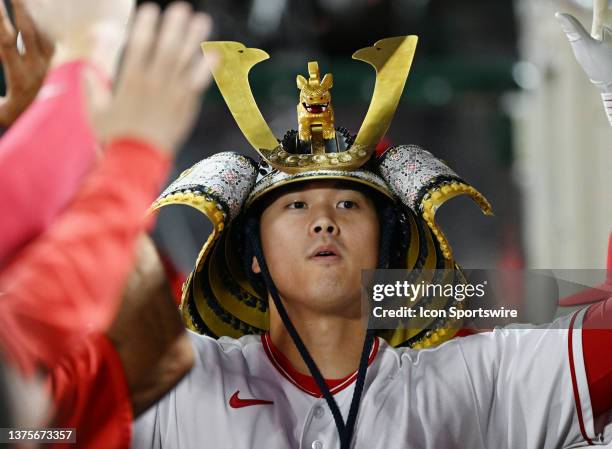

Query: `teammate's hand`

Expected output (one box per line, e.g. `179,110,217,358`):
0,0,53,128
90,2,215,155
556,12,612,93
23,0,134,78
23,0,134,43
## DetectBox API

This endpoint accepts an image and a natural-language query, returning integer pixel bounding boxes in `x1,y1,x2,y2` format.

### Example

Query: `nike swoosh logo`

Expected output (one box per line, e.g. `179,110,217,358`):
229,390,273,408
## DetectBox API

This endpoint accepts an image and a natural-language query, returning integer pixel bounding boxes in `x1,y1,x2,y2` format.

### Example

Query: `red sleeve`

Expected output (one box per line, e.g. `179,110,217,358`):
0,139,170,375
0,60,103,269
581,297,612,419
47,333,132,449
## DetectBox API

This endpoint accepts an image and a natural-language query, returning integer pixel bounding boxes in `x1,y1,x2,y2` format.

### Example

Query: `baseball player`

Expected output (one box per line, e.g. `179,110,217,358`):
0,2,215,447
556,7,612,449
126,17,612,446
556,4,612,308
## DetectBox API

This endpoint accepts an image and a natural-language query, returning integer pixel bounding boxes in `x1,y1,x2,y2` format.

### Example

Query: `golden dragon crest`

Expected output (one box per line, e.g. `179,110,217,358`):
201,36,418,173
296,61,335,143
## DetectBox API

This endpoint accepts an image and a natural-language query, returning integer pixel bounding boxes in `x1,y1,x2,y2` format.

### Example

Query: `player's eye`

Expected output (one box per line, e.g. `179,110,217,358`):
287,201,307,209
337,200,357,209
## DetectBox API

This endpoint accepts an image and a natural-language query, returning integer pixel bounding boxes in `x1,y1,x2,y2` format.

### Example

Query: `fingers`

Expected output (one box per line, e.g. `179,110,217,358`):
150,2,192,72
556,12,593,44
173,13,212,77
97,2,216,152
191,49,216,92
11,0,39,57
12,0,53,59
36,26,53,59
0,0,18,64
190,54,213,92
0,0,14,37
121,2,160,74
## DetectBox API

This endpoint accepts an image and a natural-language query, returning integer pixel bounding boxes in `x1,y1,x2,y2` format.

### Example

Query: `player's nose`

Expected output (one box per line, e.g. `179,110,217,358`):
310,213,339,236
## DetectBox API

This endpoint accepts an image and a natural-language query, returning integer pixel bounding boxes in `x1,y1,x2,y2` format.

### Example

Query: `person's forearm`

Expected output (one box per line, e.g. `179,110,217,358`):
51,25,126,79
0,60,102,268
106,235,193,417
0,139,170,375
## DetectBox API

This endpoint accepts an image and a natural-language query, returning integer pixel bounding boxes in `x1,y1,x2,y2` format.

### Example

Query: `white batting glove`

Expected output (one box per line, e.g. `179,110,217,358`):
556,12,612,125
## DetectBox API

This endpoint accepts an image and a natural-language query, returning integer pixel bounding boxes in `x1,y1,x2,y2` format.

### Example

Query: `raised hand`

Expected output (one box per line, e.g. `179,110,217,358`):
23,0,135,78
556,12,612,93
0,0,53,127
23,0,134,43
90,2,215,154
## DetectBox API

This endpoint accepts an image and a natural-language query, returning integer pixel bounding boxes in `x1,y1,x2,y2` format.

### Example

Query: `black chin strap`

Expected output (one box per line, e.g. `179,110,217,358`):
246,205,396,448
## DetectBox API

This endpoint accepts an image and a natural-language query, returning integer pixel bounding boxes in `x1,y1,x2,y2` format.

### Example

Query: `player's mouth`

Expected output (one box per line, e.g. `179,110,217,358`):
310,244,341,261
303,102,329,114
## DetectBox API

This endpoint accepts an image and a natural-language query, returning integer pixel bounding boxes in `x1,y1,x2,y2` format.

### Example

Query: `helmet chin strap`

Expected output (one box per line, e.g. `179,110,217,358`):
246,205,396,448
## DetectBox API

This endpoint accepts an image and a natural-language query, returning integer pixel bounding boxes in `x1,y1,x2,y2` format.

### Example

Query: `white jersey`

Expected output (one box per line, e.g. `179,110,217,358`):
132,308,612,449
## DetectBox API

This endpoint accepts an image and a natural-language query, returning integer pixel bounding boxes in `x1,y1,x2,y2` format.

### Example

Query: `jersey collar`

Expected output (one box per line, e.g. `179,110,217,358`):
261,332,380,398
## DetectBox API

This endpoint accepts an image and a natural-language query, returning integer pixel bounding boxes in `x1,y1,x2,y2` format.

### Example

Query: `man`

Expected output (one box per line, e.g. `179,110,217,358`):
556,8,612,306
0,2,215,447
556,8,612,449
38,5,217,447
0,0,212,374
0,0,132,268
129,29,612,448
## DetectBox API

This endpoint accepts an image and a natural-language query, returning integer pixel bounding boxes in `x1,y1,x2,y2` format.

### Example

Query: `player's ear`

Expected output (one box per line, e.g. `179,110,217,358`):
251,256,261,274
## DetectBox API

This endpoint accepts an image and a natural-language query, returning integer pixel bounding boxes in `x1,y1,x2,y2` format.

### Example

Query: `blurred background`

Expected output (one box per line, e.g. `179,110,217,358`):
135,0,611,274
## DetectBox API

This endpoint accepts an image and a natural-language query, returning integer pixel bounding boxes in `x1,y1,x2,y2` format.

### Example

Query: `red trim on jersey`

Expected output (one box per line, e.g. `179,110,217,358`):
568,310,594,446
454,328,480,338
582,298,612,419
261,333,380,398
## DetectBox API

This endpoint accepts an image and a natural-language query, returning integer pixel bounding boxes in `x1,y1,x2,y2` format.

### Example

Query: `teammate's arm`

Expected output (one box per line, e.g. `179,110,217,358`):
0,0,133,268
107,235,194,416
556,5,612,421
97,3,215,413
0,2,214,377
0,137,171,375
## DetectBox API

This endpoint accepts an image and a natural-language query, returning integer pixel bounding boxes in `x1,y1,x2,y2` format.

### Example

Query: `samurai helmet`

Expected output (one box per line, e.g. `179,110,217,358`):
152,36,493,349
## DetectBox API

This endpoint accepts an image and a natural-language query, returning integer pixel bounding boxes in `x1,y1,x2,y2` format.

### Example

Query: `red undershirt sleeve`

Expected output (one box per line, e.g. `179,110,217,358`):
0,138,170,376
47,333,132,449
0,61,104,268
581,297,612,419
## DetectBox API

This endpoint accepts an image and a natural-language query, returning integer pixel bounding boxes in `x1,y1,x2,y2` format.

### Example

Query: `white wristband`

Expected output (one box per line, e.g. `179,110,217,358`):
603,93,612,127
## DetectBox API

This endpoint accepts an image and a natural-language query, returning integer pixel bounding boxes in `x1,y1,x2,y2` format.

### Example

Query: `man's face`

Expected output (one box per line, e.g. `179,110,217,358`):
252,181,380,316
